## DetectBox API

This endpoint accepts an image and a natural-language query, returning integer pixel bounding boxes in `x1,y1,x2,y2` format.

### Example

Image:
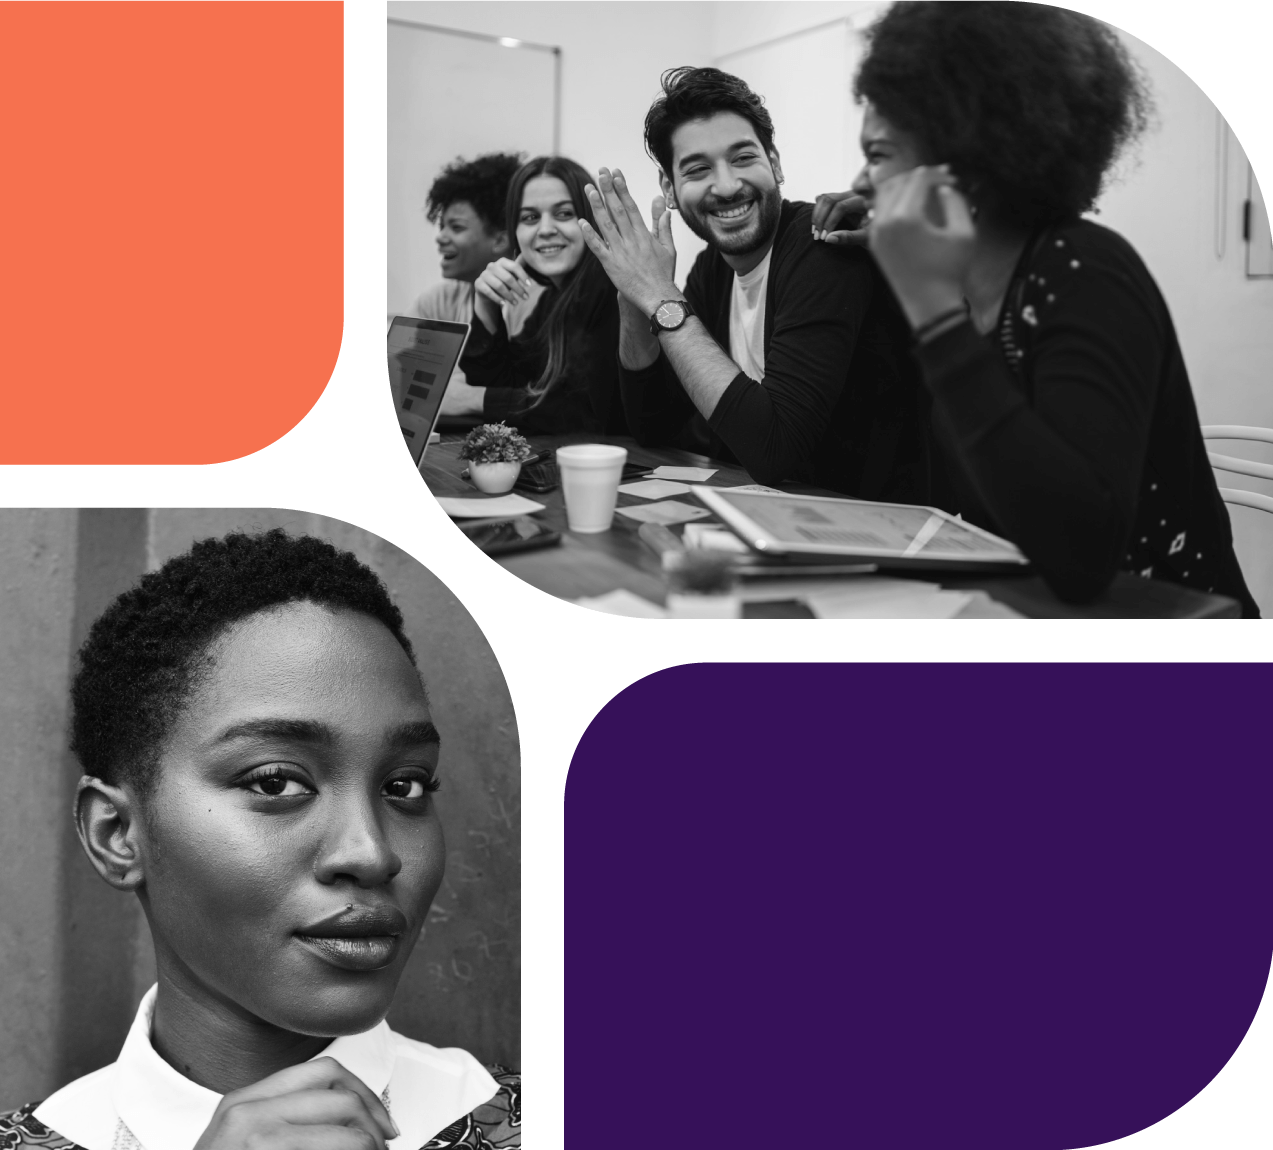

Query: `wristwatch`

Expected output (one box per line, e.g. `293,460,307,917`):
649,298,695,336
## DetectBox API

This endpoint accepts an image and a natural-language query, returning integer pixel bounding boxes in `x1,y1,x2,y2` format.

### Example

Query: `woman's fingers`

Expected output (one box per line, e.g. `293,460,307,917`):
811,190,853,231
477,261,528,304
226,1058,397,1140
812,191,869,238
474,276,516,307
822,226,872,247
494,257,532,297
936,184,976,237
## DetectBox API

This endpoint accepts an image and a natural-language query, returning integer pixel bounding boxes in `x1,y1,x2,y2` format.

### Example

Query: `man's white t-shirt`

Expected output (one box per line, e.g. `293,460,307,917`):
728,248,772,384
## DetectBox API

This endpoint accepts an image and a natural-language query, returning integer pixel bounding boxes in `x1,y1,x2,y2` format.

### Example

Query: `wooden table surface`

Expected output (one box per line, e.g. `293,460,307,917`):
420,434,1240,619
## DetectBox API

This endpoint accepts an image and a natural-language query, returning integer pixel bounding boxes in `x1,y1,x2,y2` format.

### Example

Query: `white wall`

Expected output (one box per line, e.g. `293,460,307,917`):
1094,33,1273,612
388,22,557,316
393,1,718,286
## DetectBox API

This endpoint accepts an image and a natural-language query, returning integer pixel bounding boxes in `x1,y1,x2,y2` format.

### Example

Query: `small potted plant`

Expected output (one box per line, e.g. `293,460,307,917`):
459,423,534,494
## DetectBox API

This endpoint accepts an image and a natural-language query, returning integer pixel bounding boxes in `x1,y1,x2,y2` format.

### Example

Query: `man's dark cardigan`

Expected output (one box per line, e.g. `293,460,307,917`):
618,199,928,501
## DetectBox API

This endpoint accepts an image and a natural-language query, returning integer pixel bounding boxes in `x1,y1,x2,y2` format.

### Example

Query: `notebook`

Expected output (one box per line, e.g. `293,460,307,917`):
387,316,470,466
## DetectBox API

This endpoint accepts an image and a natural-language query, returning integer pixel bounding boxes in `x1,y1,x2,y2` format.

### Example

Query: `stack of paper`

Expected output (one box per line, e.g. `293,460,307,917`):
618,478,692,499
802,577,972,619
435,494,545,518
648,465,717,482
575,589,668,618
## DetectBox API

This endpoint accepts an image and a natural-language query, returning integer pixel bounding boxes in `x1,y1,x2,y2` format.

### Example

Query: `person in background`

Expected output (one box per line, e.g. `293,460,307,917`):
419,152,529,419
580,67,926,499
461,155,628,436
812,1,1256,613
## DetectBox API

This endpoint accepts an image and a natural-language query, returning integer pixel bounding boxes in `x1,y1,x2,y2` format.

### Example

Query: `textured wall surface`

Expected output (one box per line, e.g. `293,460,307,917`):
0,511,79,1109
0,510,520,1111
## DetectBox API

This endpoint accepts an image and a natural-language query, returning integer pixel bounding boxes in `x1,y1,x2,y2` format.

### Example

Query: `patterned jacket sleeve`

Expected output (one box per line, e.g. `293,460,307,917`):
420,1066,520,1149
0,1103,86,1149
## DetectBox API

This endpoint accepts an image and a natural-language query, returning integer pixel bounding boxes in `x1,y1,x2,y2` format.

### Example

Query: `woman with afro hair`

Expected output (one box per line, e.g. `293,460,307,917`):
814,1,1257,614
0,530,519,1150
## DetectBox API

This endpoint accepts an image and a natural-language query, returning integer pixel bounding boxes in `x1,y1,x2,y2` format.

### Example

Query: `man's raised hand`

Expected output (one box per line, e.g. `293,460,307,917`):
580,168,681,317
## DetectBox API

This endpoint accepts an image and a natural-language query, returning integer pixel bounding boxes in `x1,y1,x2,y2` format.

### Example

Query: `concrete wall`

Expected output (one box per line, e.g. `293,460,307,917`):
0,510,520,1111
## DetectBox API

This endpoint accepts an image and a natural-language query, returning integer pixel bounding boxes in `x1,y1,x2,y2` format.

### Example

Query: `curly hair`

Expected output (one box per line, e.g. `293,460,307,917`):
645,66,777,179
426,152,524,231
70,530,415,798
855,2,1152,228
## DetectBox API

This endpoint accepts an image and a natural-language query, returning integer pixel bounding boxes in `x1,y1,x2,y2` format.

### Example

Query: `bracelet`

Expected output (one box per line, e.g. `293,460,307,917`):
912,305,970,345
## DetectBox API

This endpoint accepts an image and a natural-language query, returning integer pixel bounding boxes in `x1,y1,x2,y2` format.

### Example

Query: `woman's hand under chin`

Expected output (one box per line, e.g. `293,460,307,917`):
868,165,976,329
193,1057,399,1150
473,256,536,334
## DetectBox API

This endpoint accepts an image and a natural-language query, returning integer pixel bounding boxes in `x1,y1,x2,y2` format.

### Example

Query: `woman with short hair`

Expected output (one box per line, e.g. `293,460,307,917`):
816,1,1257,613
0,530,519,1149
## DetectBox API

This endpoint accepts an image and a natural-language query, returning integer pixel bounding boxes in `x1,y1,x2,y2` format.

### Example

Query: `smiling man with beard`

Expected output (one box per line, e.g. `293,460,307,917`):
581,67,927,498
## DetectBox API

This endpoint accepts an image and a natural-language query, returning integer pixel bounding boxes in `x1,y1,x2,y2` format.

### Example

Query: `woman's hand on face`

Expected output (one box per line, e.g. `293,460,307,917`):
193,1057,399,1150
811,191,872,246
472,256,536,334
867,165,975,328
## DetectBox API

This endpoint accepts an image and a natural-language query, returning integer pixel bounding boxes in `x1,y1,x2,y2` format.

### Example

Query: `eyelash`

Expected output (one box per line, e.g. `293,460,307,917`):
684,156,757,179
242,766,441,800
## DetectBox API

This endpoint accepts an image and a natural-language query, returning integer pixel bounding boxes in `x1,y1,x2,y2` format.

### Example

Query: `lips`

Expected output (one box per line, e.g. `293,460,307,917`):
296,935,400,971
302,905,408,936
535,244,567,256
296,905,408,972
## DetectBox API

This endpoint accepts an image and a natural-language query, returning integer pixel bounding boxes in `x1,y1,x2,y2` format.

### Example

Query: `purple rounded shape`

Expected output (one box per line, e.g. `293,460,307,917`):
566,664,1273,1148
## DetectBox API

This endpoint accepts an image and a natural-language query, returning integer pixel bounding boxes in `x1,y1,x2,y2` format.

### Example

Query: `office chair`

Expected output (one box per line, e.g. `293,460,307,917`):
1202,426,1273,515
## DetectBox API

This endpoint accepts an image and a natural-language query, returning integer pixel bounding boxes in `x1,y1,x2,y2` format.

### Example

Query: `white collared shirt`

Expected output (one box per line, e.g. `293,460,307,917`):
34,986,498,1150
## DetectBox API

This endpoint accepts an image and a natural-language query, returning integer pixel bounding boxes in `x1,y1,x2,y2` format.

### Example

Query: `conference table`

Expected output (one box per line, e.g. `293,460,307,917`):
420,433,1240,619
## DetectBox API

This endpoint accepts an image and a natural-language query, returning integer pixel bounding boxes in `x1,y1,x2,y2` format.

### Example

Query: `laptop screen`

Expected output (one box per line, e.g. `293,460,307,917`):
387,317,470,465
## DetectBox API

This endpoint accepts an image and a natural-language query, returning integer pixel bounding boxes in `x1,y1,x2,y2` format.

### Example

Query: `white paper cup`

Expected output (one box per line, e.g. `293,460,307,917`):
556,444,628,533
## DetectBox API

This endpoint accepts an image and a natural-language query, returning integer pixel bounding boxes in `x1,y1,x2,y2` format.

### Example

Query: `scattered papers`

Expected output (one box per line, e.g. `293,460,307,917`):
619,478,692,499
812,590,973,619
616,501,712,526
649,465,717,482
435,493,545,518
802,577,971,619
681,523,751,554
575,589,667,618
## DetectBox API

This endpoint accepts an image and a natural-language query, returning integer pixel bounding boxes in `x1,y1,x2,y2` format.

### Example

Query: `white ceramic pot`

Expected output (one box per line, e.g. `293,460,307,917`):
469,460,522,494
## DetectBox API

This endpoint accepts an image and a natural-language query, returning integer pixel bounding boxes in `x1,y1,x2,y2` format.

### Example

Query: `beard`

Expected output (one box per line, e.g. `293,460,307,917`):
679,182,782,256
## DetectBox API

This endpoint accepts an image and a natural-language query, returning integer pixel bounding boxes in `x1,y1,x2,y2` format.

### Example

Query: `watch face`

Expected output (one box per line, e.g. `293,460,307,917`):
656,301,686,328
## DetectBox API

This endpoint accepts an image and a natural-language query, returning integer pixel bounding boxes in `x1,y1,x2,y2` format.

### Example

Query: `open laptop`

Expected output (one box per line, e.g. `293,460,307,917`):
387,316,470,468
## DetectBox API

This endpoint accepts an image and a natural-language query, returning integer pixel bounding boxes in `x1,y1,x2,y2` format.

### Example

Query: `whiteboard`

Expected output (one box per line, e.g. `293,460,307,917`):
388,19,557,318
714,19,869,206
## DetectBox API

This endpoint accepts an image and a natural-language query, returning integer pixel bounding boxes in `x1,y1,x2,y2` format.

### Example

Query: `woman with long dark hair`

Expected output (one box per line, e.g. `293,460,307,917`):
814,2,1257,614
461,155,627,435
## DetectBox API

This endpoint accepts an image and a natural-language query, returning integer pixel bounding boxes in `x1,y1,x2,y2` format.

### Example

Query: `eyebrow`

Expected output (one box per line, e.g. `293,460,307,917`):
213,718,440,749
677,140,760,172
521,200,574,213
